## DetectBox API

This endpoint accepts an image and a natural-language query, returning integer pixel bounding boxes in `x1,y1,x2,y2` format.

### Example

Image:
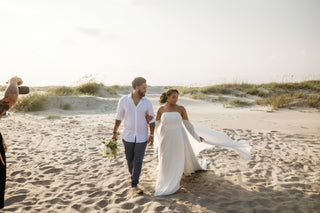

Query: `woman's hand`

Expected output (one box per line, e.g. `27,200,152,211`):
148,135,154,146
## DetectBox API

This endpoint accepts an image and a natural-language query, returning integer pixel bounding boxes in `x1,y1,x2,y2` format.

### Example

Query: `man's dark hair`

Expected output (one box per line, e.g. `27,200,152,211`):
132,77,146,89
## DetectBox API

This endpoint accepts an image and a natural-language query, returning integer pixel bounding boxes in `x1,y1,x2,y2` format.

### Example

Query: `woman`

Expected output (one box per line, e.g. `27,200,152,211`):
154,89,251,196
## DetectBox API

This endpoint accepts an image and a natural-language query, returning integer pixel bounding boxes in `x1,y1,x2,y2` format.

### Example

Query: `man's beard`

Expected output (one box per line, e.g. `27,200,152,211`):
138,90,145,98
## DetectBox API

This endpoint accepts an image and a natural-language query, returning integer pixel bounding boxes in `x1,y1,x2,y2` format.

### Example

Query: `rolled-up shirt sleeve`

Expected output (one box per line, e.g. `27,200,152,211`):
115,98,124,120
147,100,156,124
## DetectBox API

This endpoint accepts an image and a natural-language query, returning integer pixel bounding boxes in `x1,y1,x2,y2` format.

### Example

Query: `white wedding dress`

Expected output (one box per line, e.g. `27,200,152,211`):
154,112,251,196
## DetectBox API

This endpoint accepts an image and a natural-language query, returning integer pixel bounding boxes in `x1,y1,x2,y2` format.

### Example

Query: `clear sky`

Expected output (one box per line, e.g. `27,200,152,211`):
1,0,319,86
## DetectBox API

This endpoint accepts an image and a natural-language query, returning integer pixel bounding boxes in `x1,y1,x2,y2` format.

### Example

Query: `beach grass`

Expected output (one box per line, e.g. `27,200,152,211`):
255,95,292,110
12,93,49,112
48,83,119,96
7,80,320,112
46,114,61,119
226,99,253,107
75,82,104,96
60,103,71,110
50,86,75,96
178,81,320,110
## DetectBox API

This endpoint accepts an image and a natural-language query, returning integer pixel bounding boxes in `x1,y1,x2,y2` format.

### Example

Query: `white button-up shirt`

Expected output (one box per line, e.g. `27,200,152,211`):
115,93,155,143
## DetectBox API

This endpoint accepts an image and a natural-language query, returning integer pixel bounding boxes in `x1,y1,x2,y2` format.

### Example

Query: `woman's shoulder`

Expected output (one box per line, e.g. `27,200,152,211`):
176,105,186,111
157,106,165,113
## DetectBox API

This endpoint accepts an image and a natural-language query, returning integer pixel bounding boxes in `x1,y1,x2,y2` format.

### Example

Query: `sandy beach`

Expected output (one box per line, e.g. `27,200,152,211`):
0,91,319,212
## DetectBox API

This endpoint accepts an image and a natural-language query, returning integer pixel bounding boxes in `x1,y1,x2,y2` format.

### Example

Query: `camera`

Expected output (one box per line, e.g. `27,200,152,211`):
18,86,30,95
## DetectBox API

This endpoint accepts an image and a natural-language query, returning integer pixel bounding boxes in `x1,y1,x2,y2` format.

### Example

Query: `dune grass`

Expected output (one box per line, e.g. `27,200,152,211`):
226,99,253,107
305,94,320,108
255,95,292,110
46,114,61,119
8,80,320,112
177,81,320,110
50,86,75,96
48,83,119,96
12,93,49,112
10,81,121,112
75,82,104,96
60,103,71,110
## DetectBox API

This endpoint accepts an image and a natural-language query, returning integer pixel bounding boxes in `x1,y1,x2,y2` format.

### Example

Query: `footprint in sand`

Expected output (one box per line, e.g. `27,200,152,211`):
97,200,108,208
136,197,151,205
16,178,26,183
155,206,166,211
121,202,134,210
71,204,81,211
115,197,126,204
30,180,53,186
5,195,27,205
108,183,115,189
43,168,63,175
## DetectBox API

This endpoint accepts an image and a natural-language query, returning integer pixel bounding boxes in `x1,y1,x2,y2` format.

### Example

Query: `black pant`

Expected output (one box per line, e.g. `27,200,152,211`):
0,133,6,209
122,139,147,188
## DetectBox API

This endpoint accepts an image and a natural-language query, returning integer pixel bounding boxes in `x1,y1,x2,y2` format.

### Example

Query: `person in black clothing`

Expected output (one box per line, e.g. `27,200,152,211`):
0,76,25,209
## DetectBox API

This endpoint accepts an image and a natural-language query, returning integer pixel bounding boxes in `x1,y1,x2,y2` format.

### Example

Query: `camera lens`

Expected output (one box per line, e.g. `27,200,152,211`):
18,86,30,94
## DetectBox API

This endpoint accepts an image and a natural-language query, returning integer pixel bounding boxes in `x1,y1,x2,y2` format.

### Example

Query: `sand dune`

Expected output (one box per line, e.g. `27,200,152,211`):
0,95,319,212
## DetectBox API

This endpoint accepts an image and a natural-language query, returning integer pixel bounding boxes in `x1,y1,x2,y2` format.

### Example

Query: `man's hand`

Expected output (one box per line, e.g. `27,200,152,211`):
148,135,154,146
145,115,153,124
112,132,118,141
112,120,121,141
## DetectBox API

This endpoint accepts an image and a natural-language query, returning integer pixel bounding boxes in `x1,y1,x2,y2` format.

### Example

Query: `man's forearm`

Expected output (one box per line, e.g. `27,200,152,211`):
113,120,121,133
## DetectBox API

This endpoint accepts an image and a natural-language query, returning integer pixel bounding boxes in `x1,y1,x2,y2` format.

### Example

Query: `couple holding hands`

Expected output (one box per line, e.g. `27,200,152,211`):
111,77,251,196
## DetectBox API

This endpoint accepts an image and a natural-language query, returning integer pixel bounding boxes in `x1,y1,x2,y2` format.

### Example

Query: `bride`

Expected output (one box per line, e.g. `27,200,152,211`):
154,89,251,196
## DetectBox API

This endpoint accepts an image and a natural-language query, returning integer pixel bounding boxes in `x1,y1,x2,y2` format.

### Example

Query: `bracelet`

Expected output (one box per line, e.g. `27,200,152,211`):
150,134,154,137
113,132,117,134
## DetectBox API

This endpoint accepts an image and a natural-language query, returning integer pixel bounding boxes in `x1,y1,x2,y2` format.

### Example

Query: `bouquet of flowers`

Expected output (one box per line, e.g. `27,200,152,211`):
100,132,120,159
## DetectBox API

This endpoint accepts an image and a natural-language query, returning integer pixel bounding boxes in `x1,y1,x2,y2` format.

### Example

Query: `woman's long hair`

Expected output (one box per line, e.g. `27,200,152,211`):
159,89,179,104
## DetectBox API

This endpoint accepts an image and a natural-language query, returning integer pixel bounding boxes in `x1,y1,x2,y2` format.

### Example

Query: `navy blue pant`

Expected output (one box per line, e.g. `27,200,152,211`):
122,139,147,188
0,133,6,209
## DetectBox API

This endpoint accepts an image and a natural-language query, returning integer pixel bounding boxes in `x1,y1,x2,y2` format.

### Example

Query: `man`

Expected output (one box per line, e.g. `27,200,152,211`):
0,76,24,209
112,77,155,195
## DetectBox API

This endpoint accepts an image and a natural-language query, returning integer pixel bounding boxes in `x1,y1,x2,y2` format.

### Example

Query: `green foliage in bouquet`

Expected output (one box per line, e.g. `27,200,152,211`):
100,132,120,159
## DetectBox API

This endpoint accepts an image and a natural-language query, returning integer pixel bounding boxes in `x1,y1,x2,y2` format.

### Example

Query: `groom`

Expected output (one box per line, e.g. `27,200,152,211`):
112,77,155,195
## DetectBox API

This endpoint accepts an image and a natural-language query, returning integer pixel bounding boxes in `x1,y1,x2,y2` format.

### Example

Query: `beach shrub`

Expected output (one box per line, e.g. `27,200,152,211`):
226,99,253,107
190,94,206,100
211,95,228,102
245,87,268,97
46,114,61,119
75,82,104,96
51,86,75,96
108,85,129,94
12,93,48,112
306,94,320,108
60,103,71,110
201,85,232,94
256,95,292,110
104,87,118,95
